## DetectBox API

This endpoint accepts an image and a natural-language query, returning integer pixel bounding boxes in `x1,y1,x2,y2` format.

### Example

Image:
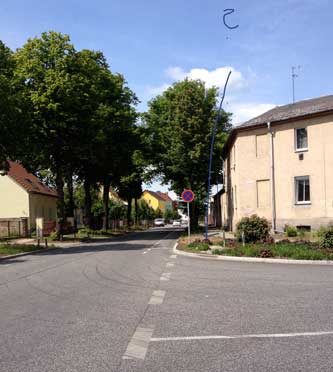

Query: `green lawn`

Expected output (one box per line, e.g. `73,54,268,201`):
0,244,42,256
212,242,333,261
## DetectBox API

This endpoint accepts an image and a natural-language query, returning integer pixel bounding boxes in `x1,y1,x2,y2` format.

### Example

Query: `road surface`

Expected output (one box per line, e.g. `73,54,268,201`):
1,227,333,371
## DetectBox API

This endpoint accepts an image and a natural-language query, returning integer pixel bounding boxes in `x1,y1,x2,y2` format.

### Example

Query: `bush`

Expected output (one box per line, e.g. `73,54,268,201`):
285,225,298,237
236,215,270,243
319,227,333,249
187,240,209,251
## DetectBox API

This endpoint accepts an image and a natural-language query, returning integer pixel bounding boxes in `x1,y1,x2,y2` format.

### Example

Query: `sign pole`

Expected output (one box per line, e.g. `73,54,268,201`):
187,202,190,244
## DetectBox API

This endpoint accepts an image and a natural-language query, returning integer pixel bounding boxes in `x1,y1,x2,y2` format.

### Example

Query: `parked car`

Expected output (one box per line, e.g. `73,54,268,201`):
172,219,181,226
154,218,165,227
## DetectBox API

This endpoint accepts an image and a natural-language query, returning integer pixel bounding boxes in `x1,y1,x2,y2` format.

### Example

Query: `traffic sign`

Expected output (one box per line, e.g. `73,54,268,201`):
181,189,195,203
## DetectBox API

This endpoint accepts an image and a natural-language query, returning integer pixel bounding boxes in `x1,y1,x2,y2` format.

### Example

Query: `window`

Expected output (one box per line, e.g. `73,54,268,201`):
295,128,308,151
256,180,270,208
295,176,310,204
256,134,268,158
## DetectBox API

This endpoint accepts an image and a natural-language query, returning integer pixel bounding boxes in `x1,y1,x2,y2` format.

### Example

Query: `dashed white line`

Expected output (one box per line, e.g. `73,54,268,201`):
142,251,148,254
166,262,174,268
150,331,333,342
170,254,177,259
122,326,154,360
148,290,166,305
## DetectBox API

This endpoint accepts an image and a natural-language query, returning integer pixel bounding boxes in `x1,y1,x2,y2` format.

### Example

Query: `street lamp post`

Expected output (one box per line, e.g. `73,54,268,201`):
205,70,232,241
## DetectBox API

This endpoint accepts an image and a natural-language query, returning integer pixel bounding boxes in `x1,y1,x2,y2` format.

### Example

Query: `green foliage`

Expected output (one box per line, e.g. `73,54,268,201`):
236,215,270,243
163,208,179,221
212,242,333,260
135,199,156,220
318,226,333,249
142,78,232,227
187,241,210,251
0,40,28,169
285,225,298,237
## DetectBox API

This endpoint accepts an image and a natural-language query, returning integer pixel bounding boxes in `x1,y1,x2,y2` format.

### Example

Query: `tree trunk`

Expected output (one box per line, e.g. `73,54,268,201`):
102,176,111,231
55,170,65,240
127,197,132,227
134,198,138,225
83,178,93,229
66,173,77,232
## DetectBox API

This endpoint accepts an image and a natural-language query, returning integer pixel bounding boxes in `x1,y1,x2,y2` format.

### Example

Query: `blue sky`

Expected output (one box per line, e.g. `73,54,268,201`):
1,0,332,195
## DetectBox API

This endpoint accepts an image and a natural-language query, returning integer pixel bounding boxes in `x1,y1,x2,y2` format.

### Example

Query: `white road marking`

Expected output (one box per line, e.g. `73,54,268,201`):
166,262,174,268
160,272,171,281
142,251,147,254
148,290,166,305
151,331,333,342
170,255,177,259
148,248,152,251
122,327,153,360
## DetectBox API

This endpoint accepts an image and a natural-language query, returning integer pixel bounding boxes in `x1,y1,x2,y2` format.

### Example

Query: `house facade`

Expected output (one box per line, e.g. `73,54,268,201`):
0,161,58,232
221,95,333,232
141,190,173,213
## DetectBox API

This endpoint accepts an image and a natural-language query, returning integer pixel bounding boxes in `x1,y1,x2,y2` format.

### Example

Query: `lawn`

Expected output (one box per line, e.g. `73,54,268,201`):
212,242,333,261
0,244,42,256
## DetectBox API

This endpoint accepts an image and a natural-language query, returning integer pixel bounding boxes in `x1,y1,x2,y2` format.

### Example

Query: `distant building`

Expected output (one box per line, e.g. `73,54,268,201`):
141,190,173,213
221,95,333,232
0,161,58,231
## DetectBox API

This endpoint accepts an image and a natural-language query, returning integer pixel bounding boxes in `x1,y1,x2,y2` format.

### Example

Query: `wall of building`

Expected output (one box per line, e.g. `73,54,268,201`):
29,193,57,229
141,192,165,212
0,175,29,219
222,113,333,231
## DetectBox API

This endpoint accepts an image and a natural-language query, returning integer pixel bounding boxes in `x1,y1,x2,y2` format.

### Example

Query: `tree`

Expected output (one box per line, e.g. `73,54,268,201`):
0,41,28,170
14,32,115,237
143,79,231,229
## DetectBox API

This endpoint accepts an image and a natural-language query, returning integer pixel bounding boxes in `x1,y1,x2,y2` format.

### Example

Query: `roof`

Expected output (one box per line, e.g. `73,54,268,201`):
222,95,333,158
6,161,58,198
156,191,173,202
144,190,166,201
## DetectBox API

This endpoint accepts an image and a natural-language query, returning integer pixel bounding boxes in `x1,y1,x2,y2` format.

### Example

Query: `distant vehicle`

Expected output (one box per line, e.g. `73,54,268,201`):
154,218,165,227
172,219,181,226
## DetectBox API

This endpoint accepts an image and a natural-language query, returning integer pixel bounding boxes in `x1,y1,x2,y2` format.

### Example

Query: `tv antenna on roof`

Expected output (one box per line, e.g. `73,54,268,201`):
291,65,301,103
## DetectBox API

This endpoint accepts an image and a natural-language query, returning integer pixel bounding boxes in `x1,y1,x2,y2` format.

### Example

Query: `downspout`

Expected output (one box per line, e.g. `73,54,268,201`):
267,122,277,232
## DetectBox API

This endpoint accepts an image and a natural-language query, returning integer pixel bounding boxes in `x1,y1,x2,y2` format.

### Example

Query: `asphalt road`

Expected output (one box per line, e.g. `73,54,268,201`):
1,228,333,372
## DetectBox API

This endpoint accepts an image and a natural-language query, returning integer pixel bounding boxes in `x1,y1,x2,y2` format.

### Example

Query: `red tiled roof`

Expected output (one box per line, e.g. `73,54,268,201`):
156,191,173,202
144,190,165,201
6,161,58,198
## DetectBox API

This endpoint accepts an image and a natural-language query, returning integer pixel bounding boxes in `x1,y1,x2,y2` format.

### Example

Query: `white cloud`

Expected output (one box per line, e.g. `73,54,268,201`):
144,65,276,125
146,83,171,96
166,66,245,91
227,102,276,125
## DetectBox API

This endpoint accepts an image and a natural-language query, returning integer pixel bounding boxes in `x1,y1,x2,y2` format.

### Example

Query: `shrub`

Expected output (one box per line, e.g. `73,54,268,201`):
319,227,333,249
187,241,209,251
236,215,270,243
285,225,298,237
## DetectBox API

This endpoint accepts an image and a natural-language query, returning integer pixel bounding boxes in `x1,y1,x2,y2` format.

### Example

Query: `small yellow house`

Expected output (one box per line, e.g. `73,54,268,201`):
0,161,58,232
141,190,173,213
221,95,333,232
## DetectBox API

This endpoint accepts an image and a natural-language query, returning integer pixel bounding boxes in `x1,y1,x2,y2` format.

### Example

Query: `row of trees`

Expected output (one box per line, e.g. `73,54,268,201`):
0,32,143,236
0,30,232,234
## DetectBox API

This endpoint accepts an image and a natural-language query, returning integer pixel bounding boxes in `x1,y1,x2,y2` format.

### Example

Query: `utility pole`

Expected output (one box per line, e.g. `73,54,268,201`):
291,66,300,103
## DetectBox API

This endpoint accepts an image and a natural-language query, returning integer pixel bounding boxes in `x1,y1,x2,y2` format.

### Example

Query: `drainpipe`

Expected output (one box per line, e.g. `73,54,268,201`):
267,122,277,232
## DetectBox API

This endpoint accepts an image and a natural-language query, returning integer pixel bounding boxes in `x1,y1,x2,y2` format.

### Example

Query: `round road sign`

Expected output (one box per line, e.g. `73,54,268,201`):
181,189,195,203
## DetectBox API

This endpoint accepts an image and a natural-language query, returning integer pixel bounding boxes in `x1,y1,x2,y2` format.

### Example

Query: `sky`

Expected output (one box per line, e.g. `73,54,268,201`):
1,0,332,197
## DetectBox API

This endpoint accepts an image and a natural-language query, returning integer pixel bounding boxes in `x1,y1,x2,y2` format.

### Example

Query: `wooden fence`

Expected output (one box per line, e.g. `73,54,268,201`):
0,218,28,238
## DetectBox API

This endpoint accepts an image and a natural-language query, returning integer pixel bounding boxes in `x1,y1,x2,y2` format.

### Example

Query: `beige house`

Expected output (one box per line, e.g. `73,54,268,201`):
0,161,58,232
221,95,333,232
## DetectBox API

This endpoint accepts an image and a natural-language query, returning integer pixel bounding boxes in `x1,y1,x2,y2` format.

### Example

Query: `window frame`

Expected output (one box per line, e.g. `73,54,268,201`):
295,176,311,205
295,127,308,152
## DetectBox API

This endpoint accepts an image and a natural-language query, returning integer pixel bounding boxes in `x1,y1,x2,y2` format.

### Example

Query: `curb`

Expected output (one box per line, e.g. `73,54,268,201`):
0,246,62,262
173,243,333,266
